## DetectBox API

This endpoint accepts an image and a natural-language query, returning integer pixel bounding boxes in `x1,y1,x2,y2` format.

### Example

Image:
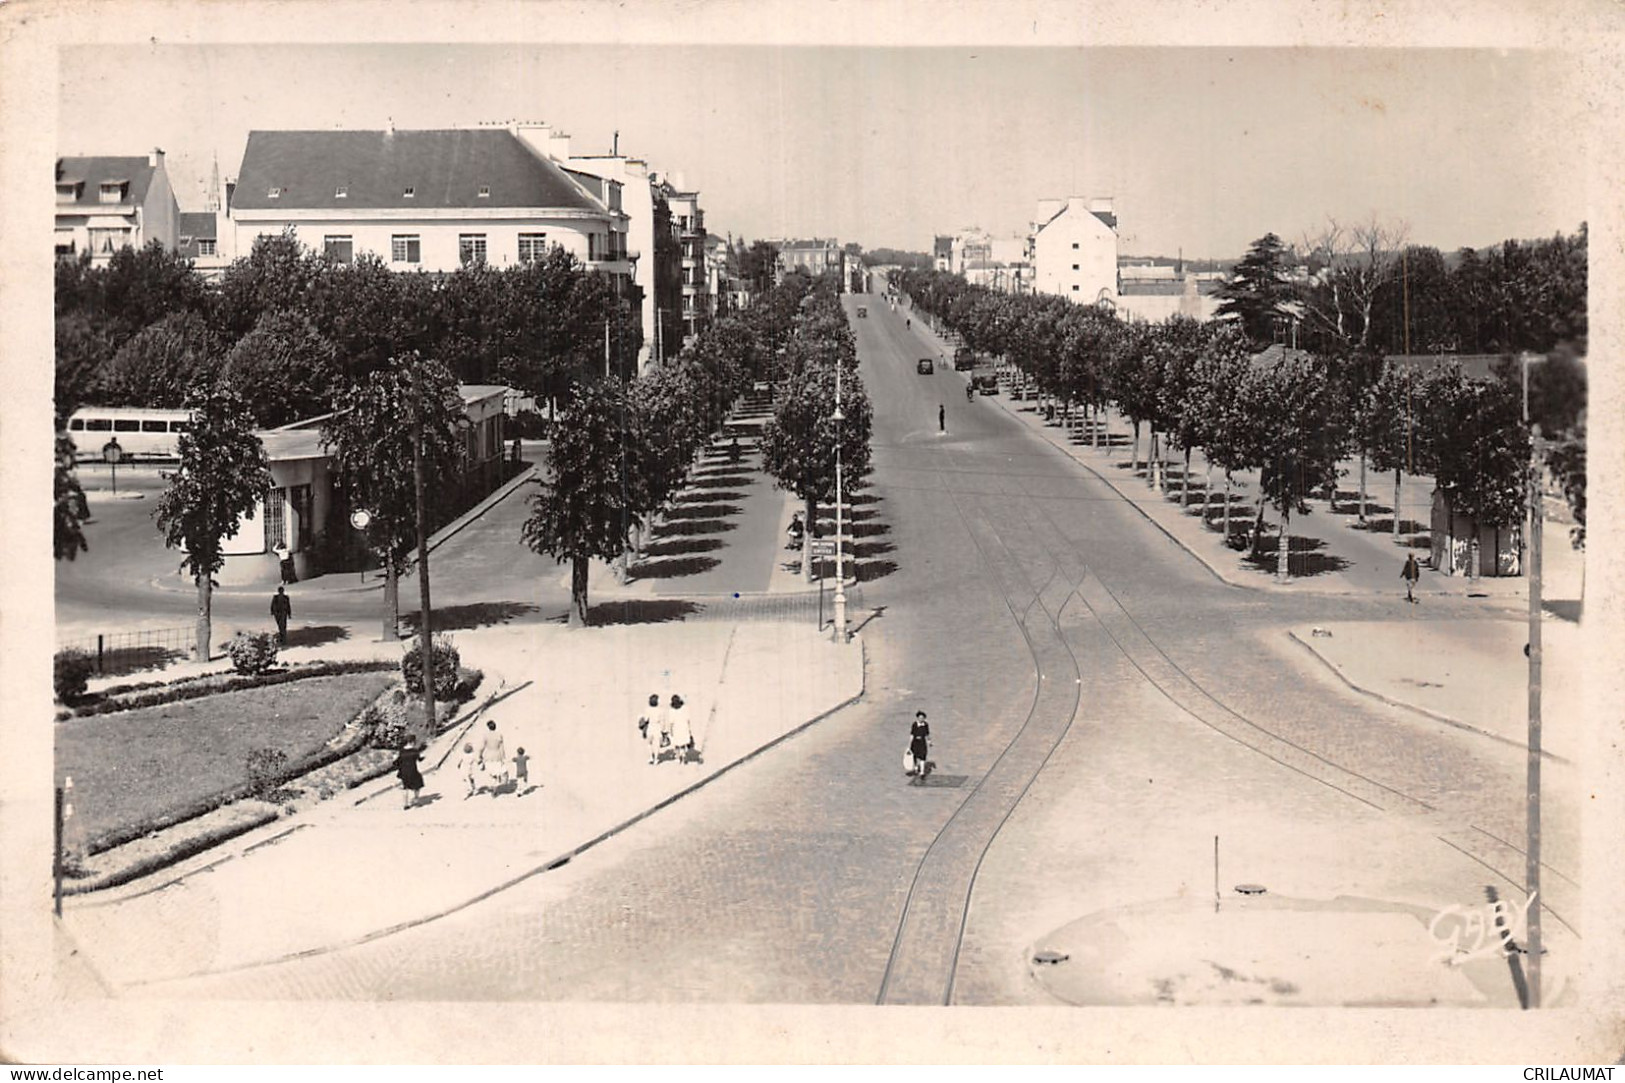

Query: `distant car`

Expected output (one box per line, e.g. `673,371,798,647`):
916,358,935,375
953,346,975,371
972,373,999,395
857,306,868,318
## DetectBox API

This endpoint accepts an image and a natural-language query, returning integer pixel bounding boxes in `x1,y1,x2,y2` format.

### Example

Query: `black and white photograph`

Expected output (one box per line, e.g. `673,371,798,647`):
2,0,1622,1067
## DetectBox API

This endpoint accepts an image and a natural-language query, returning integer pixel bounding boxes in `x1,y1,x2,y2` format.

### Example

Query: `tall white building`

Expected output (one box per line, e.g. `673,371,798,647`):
1029,196,1118,306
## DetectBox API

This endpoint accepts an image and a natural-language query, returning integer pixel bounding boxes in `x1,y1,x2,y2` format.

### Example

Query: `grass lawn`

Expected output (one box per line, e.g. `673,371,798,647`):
55,672,398,845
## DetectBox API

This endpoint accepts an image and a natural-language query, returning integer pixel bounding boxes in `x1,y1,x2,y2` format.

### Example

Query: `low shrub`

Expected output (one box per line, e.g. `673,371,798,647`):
226,631,280,676
401,634,460,700
245,746,289,796
54,649,96,703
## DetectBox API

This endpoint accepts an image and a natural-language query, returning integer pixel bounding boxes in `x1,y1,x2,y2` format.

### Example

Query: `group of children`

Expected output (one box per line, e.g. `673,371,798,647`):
391,717,532,810
638,693,696,766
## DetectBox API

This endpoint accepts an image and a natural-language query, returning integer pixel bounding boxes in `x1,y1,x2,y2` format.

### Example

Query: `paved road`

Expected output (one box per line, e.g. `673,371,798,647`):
143,294,1580,1005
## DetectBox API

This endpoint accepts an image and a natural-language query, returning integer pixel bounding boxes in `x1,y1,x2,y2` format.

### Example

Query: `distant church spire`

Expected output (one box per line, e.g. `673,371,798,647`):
205,152,222,212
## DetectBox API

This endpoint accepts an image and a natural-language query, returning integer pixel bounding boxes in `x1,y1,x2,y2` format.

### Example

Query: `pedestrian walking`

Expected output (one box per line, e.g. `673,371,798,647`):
479,718,509,795
513,746,530,789
669,694,694,764
907,710,931,783
639,693,664,764
455,742,480,798
274,544,297,585
728,435,742,465
1402,553,1422,603
394,738,425,810
270,586,292,646
938,404,945,433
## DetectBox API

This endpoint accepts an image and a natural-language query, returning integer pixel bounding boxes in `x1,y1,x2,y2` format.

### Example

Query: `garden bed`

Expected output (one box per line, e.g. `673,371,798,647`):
55,671,399,849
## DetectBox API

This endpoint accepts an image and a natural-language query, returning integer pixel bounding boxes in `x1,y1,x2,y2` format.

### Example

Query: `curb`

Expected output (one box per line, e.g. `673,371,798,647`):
130,637,868,988
1285,630,1570,764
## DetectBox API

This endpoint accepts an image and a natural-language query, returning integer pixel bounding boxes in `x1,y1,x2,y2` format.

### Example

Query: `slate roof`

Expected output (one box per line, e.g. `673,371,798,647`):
55,156,157,209
176,212,218,258
231,129,603,212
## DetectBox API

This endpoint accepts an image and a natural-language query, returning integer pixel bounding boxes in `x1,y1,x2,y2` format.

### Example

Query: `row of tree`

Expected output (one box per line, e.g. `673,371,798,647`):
55,233,639,429
1217,222,1587,358
892,265,1585,579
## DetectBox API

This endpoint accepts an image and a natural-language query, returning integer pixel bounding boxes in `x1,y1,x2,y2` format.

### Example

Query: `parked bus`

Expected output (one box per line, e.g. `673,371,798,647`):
65,407,193,462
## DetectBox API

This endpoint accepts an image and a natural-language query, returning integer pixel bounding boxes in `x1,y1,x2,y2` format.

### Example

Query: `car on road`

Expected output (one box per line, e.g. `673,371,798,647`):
916,358,934,375
972,373,1000,395
857,306,868,318
953,346,975,371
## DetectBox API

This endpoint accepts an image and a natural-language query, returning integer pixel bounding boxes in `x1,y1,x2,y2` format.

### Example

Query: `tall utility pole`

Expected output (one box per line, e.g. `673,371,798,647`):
410,364,436,745
1523,352,1544,1008
832,360,848,641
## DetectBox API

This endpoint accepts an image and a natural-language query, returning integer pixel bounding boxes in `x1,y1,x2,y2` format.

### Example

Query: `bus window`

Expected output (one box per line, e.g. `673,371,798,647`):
114,419,140,432
169,420,190,432
142,419,168,432
69,419,85,431
85,418,111,431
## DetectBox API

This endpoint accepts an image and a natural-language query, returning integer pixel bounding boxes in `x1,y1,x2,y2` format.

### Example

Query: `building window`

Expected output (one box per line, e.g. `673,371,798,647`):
477,185,490,198
268,186,282,199
1072,264,1079,271
1071,284,1080,292
56,184,79,204
391,234,421,264
1072,242,1079,250
198,239,217,256
403,186,416,198
459,234,487,265
263,490,287,551
517,233,548,263
88,228,128,254
323,236,354,264
99,181,125,204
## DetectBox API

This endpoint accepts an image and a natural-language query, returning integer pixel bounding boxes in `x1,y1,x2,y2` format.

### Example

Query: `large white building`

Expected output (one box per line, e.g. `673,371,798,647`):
229,125,633,286
1029,196,1118,306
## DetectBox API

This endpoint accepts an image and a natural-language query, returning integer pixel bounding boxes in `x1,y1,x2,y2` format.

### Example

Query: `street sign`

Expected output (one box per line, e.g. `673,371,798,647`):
349,509,373,530
810,540,836,555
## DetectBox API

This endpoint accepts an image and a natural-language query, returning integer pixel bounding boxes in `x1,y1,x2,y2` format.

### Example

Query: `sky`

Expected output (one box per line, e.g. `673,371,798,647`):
58,41,1588,260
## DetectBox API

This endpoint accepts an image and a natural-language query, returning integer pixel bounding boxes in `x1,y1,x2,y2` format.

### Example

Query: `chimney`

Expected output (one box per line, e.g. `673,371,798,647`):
149,147,165,168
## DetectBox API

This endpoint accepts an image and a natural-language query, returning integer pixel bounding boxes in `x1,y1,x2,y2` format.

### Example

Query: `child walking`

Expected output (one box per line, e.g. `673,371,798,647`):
395,738,425,810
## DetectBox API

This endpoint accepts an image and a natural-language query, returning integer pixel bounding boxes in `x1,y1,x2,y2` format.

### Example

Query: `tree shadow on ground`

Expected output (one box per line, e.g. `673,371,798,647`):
851,539,895,559
94,646,186,678
633,555,722,579
855,558,898,582
690,473,752,490
284,624,350,650
403,600,542,633
849,520,891,538
586,598,702,626
664,503,743,521
673,489,746,504
641,536,725,558
1242,535,1352,577
1363,515,1429,536
849,491,882,506
651,518,737,537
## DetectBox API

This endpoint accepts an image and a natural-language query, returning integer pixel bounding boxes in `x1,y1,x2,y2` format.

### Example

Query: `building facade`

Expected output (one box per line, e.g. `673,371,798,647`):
1029,196,1118,306
775,238,846,285
228,126,632,287
55,151,180,263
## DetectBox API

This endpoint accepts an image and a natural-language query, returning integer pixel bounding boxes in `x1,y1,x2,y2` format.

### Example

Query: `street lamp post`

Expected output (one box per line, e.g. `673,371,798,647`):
410,372,436,746
832,361,848,642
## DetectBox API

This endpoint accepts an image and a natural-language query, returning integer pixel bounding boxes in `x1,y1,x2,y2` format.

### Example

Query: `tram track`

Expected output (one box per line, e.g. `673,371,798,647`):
871,433,1578,1005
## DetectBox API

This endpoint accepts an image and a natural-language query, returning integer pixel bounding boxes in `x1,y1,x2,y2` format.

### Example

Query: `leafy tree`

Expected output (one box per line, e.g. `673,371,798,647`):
1546,422,1586,549
760,353,873,581
221,310,340,427
95,241,210,343
1419,363,1530,533
1107,322,1159,472
1147,316,1210,495
1216,233,1295,347
55,310,115,419
738,240,780,295
1295,219,1407,353
521,378,639,625
153,384,273,662
323,354,468,642
1358,364,1420,539
212,230,324,340
1181,324,1253,533
99,310,222,408
54,431,90,561
1239,352,1339,579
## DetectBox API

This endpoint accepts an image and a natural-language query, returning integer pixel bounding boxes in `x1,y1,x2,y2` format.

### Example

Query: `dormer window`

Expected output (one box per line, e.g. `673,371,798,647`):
403,186,415,198
477,186,490,198
335,185,349,199
99,180,127,204
56,182,82,204
268,186,283,199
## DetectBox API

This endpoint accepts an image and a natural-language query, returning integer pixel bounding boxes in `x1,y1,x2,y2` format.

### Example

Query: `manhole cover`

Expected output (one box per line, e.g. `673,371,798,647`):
916,774,969,788
1234,883,1268,896
1033,950,1070,965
